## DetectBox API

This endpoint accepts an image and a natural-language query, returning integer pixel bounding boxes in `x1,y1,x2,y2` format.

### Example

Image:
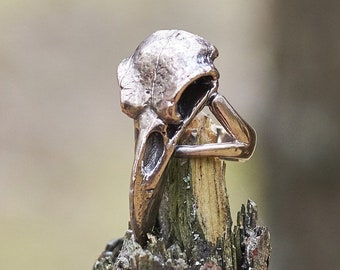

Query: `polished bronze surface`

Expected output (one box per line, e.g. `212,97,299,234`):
118,30,256,245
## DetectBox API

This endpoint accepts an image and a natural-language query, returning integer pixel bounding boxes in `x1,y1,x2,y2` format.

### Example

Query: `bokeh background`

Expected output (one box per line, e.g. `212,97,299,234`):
1,0,339,269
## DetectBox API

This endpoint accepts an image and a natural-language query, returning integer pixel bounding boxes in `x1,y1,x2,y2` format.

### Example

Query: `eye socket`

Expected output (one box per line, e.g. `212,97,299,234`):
177,75,214,120
142,132,164,177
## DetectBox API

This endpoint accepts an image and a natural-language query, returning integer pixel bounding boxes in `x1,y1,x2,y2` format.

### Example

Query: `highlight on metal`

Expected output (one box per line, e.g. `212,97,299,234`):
117,30,256,246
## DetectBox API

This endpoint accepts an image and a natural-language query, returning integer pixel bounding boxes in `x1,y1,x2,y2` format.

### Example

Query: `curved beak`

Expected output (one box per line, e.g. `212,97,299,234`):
130,81,218,246
129,108,169,245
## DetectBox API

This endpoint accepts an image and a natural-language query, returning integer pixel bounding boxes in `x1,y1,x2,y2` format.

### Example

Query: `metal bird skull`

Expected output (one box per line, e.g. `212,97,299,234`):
118,30,220,245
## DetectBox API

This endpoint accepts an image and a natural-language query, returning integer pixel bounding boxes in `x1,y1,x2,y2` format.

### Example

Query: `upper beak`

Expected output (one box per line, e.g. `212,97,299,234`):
129,108,170,245
130,79,218,245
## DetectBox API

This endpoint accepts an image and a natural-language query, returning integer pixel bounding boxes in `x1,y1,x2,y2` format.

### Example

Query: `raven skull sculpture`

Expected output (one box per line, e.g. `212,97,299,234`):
118,30,256,246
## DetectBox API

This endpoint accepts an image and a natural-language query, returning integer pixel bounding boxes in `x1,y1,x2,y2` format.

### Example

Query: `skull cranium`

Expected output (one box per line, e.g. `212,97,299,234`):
118,30,219,245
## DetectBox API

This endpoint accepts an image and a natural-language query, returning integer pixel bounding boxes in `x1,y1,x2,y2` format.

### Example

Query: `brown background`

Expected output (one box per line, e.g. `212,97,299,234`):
1,0,339,269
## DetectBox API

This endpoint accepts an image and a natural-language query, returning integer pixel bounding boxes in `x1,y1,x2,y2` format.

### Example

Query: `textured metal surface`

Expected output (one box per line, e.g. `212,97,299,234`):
118,30,256,245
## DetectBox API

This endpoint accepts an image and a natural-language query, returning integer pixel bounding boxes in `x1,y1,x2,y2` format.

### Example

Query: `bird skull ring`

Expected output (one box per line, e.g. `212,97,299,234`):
118,30,256,246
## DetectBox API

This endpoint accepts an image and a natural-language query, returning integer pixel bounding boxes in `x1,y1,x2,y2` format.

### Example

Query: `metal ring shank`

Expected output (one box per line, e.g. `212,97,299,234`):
174,93,256,161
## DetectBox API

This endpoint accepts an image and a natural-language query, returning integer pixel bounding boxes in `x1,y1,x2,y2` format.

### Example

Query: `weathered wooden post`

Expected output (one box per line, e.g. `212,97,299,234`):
93,30,270,270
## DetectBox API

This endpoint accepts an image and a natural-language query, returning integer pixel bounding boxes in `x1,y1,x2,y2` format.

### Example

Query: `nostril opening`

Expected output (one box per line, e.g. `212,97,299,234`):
177,75,214,119
142,132,164,177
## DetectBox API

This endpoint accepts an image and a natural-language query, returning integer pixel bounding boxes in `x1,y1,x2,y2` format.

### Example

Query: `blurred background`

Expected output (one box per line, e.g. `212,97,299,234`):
1,0,339,269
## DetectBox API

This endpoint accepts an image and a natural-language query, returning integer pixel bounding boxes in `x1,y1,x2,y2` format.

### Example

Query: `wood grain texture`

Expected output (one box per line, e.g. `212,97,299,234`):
93,112,270,270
